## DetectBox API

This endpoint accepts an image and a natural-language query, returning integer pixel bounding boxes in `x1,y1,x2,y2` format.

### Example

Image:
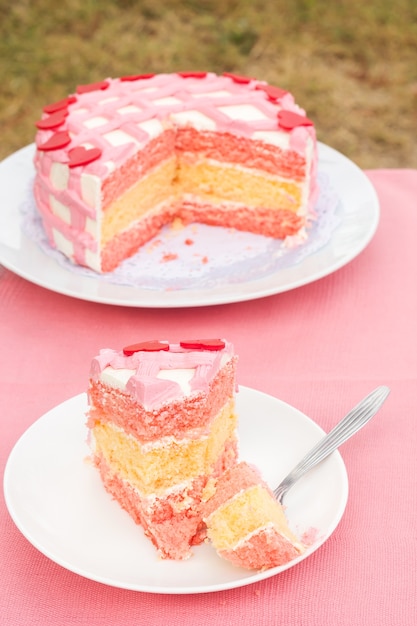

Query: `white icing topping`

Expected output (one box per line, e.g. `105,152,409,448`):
137,118,164,139
80,173,101,209
101,366,133,389
117,105,142,115
156,368,195,395
52,228,74,257
169,110,217,130
50,162,69,190
153,96,182,106
103,129,139,146
83,116,109,129
85,216,99,238
218,104,269,121
84,248,101,272
50,195,71,223
252,129,289,149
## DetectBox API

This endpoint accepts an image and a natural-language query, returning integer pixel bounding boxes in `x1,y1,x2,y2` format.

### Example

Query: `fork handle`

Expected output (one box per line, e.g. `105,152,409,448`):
273,386,390,503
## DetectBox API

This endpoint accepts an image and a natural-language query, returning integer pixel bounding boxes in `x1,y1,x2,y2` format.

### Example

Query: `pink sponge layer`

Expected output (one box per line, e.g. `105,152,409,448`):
203,462,305,570
94,438,238,560
218,527,303,571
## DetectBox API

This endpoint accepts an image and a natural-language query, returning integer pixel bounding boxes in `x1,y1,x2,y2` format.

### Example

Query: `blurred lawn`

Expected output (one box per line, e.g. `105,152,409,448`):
1,0,416,168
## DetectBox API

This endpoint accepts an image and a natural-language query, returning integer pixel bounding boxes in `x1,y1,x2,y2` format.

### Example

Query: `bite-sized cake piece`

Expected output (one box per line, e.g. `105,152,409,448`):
87,338,239,560
203,462,305,570
33,71,318,272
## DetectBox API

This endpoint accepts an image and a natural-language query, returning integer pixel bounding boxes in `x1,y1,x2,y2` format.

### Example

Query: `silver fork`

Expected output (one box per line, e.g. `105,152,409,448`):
273,386,390,503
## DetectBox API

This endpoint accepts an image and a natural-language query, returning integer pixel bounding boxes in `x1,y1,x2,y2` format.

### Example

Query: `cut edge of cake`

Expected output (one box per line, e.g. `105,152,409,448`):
86,338,239,560
203,461,305,571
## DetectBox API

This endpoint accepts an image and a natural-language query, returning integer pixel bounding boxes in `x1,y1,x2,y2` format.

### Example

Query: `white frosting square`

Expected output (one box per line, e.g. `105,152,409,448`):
81,173,101,210
218,104,269,121
50,196,71,224
83,116,109,129
170,110,217,131
103,129,139,147
52,228,74,258
50,162,69,190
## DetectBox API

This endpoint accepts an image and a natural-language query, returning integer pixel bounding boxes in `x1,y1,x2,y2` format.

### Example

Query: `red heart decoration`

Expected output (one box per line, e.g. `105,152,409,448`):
120,73,155,82
178,71,207,79
223,72,253,84
76,80,110,95
43,95,77,114
256,84,288,101
38,131,71,151
180,339,226,351
67,146,102,168
123,341,170,356
277,110,313,130
35,109,68,130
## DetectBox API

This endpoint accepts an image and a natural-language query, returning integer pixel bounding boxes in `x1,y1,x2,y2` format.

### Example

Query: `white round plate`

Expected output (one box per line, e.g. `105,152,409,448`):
3,387,348,594
0,143,378,307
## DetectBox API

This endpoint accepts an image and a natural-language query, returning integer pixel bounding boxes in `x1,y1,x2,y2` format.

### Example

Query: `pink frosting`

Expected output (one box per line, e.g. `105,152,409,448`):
33,72,318,269
90,340,235,408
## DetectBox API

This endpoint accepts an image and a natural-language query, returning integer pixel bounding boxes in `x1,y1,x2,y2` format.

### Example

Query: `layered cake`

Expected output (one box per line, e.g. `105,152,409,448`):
203,462,305,570
86,338,239,560
34,71,318,272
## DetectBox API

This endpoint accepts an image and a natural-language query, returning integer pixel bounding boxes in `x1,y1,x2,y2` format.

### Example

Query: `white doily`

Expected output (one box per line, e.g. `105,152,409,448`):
21,172,341,291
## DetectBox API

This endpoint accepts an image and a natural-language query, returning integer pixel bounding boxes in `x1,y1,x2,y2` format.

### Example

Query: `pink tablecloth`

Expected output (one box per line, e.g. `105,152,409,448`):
1,169,416,625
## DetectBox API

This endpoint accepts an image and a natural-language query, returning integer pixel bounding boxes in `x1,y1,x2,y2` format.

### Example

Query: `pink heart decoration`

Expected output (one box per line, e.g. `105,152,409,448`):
123,341,170,355
277,110,314,130
180,339,226,351
35,109,68,130
67,146,102,168
38,131,71,151
223,72,253,84
178,71,207,79
76,80,109,95
43,96,77,114
120,73,155,82
256,84,288,101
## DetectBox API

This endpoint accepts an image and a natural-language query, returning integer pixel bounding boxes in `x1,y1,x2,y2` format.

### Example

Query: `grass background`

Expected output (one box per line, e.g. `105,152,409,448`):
1,0,416,169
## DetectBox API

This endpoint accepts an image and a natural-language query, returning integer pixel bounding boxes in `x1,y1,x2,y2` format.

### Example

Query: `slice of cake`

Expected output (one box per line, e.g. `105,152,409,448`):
203,462,305,570
33,71,318,272
86,338,238,560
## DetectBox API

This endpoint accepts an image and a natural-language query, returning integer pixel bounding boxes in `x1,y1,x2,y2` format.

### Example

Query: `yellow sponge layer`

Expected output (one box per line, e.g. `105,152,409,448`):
206,484,300,551
101,157,303,246
92,399,237,496
177,161,302,210
101,158,177,245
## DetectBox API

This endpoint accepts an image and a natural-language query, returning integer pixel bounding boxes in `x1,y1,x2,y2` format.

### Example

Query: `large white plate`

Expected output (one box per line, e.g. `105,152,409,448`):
0,143,378,307
3,387,348,594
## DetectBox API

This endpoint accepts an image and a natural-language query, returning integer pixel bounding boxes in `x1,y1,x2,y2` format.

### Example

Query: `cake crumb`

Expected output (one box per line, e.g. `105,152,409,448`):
171,217,185,231
161,252,178,262
301,527,319,546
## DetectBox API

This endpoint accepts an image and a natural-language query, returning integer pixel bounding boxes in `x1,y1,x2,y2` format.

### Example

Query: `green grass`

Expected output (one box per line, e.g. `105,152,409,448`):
1,0,416,168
